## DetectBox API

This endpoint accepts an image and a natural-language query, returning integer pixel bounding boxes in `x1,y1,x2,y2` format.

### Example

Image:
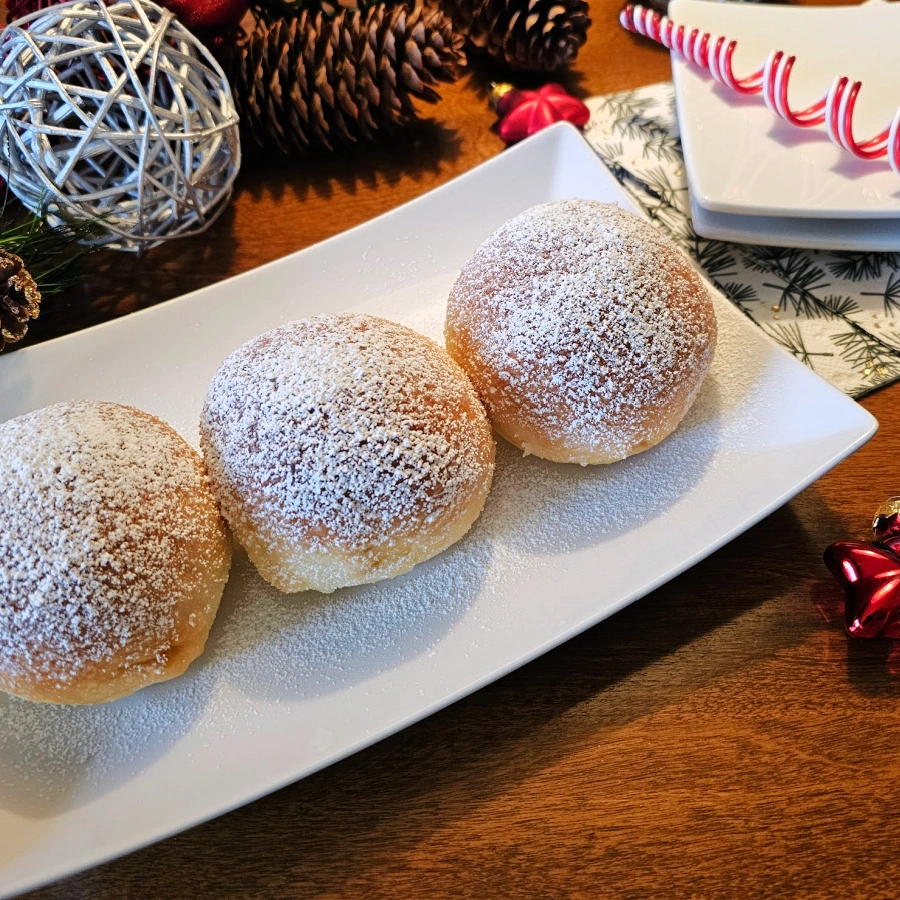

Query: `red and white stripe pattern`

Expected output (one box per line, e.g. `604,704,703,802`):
619,3,900,177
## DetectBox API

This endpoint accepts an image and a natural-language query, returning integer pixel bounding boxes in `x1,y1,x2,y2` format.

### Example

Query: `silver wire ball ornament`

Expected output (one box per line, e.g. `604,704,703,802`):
0,0,241,251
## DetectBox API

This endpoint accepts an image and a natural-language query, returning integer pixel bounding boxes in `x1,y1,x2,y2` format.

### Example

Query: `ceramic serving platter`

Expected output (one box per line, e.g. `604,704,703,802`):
0,123,877,898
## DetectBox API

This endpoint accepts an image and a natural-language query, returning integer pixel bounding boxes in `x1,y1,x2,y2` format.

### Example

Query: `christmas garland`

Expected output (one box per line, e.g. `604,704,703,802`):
6,0,592,148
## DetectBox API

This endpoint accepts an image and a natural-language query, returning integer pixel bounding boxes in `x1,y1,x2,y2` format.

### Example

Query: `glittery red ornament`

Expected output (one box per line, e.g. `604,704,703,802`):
493,82,590,145
158,0,249,38
825,497,900,638
6,0,60,26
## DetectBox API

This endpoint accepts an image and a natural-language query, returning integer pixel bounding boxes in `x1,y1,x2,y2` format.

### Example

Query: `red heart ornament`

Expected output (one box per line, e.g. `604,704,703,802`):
496,83,591,145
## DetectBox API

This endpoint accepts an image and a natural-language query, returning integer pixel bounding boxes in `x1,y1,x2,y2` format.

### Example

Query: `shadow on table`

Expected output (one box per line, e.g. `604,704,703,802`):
461,52,589,102
236,120,464,206
14,202,241,350
845,635,900,695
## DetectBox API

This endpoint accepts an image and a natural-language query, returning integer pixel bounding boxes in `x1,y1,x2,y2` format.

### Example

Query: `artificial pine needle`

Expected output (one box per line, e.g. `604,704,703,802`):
0,196,100,295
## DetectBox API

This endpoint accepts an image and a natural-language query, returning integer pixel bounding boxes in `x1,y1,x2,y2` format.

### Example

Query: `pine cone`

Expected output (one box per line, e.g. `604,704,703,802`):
218,2,465,153
0,251,40,352
445,0,590,72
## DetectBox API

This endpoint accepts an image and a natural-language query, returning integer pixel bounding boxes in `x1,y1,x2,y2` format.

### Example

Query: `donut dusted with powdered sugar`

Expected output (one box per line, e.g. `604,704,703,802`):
0,401,231,705
200,314,495,594
445,200,717,465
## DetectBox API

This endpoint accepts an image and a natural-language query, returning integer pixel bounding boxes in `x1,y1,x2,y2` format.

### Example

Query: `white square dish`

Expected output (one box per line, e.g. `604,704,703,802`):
671,0,900,220
0,123,877,898
688,194,900,251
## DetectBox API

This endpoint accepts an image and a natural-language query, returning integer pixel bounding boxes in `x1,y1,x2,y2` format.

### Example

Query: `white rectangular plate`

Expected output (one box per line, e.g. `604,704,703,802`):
671,0,900,219
0,123,877,899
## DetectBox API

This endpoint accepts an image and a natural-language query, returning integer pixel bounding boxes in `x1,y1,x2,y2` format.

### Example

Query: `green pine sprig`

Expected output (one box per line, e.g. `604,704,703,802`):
0,204,100,295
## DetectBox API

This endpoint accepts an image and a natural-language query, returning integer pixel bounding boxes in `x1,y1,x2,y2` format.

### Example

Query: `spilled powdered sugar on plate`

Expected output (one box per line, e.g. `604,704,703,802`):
0,282,759,815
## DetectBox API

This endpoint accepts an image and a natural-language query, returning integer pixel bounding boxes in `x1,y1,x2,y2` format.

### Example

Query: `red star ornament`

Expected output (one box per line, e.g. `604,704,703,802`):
495,83,591,145
824,497,900,638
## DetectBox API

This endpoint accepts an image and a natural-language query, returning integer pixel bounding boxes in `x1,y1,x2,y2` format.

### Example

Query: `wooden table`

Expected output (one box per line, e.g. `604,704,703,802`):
19,0,900,896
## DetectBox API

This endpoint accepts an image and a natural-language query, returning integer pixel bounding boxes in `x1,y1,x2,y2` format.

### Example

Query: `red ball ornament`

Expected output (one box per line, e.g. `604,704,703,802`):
6,0,60,26
7,0,247,33
492,82,591,145
157,0,249,39
825,497,900,638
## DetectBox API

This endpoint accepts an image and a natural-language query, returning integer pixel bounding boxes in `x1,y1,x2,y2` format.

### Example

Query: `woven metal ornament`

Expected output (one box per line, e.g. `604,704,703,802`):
0,0,241,251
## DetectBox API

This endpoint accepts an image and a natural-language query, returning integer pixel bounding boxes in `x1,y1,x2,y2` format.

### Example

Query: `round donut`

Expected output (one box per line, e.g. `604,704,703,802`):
200,313,495,594
0,401,231,705
445,200,718,465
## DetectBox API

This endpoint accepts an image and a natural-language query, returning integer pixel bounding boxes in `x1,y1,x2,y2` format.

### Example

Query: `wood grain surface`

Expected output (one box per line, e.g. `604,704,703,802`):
14,0,899,897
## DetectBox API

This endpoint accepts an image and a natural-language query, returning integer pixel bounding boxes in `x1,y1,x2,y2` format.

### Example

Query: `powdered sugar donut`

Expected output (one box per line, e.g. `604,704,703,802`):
0,401,231,705
200,314,495,594
445,200,717,465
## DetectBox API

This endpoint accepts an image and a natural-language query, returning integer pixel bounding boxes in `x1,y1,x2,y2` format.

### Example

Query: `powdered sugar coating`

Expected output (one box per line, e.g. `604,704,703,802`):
200,314,495,593
446,200,717,463
0,401,230,703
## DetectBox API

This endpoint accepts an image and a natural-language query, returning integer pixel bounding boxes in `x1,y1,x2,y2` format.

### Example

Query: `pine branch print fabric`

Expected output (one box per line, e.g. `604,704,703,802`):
583,82,900,398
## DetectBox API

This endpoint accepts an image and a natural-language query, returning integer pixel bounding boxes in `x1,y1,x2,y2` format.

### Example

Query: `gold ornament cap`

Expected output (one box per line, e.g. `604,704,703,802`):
488,82,515,110
873,496,900,537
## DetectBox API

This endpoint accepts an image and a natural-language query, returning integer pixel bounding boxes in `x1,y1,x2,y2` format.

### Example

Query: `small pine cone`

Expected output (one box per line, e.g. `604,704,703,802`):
0,251,40,352
445,0,590,72
219,2,465,153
